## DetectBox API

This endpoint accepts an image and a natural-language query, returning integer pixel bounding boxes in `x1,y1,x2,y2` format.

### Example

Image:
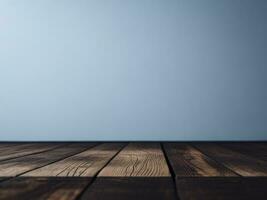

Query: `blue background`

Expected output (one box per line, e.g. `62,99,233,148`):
0,0,266,141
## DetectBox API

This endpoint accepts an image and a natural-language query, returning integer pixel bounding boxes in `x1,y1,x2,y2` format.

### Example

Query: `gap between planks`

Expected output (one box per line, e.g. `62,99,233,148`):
0,143,127,200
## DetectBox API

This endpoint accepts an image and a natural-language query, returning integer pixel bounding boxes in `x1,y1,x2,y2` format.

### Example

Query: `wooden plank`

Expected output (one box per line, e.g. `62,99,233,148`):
98,143,170,177
0,177,90,200
195,143,267,176
81,177,177,200
221,143,267,162
0,143,64,162
0,143,97,177
163,143,237,177
0,143,125,200
1,142,266,200
163,143,240,200
23,143,125,177
0,143,30,157
176,177,267,200
81,143,177,200
0,143,22,148
165,143,267,200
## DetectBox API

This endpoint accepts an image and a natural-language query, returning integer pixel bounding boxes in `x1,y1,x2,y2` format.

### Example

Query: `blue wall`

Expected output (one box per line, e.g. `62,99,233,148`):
0,0,267,141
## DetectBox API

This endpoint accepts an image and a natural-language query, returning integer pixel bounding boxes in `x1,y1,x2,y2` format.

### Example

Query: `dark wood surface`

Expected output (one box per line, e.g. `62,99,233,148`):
0,143,97,177
0,143,64,162
163,143,237,177
81,143,177,200
194,143,267,176
23,143,125,177
220,143,267,162
0,142,266,200
98,143,170,177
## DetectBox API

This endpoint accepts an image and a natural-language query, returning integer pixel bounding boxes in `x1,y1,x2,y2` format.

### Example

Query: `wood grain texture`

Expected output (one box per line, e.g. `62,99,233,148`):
221,143,267,162
80,143,176,200
98,143,170,177
0,143,97,177
163,143,237,177
23,143,125,177
0,143,64,162
0,142,266,200
0,143,22,148
0,177,91,200
195,143,267,176
163,143,239,200
0,143,124,200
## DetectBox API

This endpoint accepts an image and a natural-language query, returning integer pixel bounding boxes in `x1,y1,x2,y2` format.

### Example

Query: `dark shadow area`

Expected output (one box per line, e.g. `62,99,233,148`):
0,177,92,200
0,177,177,200
81,177,177,200
176,177,267,200
1,177,267,199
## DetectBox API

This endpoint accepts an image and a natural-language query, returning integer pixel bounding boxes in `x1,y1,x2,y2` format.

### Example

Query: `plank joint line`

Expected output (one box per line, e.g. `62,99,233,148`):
75,143,128,200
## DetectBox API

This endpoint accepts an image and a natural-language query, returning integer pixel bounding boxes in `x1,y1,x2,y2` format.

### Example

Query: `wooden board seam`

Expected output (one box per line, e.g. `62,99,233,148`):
75,143,128,200
17,143,100,177
0,143,99,185
0,143,66,163
160,142,180,200
192,144,242,177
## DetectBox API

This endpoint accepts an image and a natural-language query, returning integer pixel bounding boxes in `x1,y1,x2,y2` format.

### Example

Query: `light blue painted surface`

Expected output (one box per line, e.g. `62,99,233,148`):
0,0,266,141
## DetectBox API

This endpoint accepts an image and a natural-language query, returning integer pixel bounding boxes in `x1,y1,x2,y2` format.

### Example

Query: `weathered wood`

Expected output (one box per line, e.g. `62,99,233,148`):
221,143,267,162
0,177,91,200
0,143,64,162
98,143,170,177
80,143,177,200
163,143,239,200
0,143,22,148
0,143,97,177
163,143,237,177
23,143,125,177
195,143,267,176
0,142,266,200
0,143,124,200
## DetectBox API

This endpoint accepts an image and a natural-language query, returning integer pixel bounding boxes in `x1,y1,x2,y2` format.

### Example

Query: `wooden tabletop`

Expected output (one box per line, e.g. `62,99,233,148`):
0,142,266,200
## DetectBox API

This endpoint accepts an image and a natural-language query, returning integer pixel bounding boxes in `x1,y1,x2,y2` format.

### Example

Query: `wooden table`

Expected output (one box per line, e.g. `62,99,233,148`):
0,142,266,199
